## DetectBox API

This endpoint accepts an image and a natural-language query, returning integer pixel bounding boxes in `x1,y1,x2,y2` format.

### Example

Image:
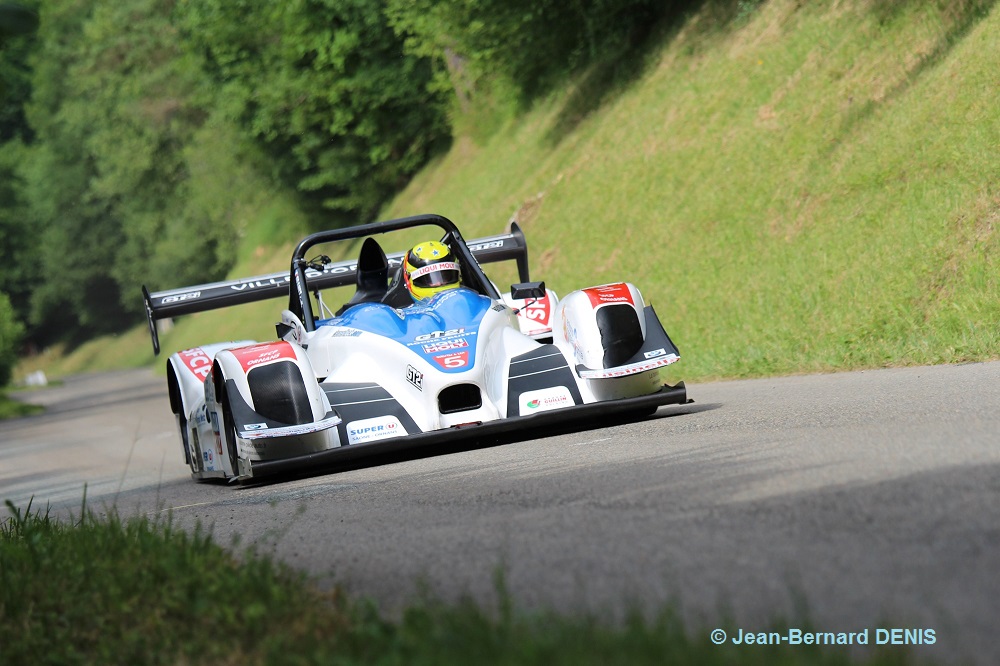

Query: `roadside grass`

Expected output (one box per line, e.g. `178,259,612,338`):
1,501,927,666
0,393,41,419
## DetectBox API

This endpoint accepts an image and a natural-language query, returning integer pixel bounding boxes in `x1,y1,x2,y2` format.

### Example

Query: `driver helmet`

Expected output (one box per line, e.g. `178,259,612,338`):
404,240,462,302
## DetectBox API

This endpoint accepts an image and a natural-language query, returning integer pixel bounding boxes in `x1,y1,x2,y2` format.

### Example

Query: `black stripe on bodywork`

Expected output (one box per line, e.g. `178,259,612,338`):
506,345,582,417
322,382,421,442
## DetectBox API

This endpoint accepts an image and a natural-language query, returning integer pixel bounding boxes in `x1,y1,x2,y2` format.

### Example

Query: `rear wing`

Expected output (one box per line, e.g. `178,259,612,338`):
143,220,530,355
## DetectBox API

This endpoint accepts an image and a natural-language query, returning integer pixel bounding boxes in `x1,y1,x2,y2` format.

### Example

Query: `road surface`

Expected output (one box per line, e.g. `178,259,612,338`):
2,362,998,663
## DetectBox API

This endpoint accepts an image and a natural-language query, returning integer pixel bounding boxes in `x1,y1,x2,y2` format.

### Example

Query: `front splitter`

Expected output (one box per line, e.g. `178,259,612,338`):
246,382,689,480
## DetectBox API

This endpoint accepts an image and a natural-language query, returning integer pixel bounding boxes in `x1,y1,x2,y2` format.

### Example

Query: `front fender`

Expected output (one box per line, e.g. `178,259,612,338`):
553,283,648,371
212,341,331,428
553,282,680,383
166,340,257,420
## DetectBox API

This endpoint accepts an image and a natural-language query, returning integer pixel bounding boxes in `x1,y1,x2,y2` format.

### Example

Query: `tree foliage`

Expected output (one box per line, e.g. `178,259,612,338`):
1,0,666,350
386,0,666,104
174,0,450,222
0,290,22,386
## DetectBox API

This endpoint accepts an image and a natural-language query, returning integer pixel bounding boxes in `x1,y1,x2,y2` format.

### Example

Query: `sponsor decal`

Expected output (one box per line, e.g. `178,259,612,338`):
332,328,363,337
203,452,209,462
519,386,575,416
346,416,407,445
210,412,222,456
519,294,551,324
415,328,466,342
240,415,341,439
584,283,634,308
409,261,460,281
302,264,354,279
244,423,269,431
492,303,508,312
231,342,296,371
422,338,469,353
467,239,505,252
179,347,213,380
644,348,666,359
433,351,469,369
578,354,679,379
563,320,584,364
161,291,201,304
246,440,268,453
406,365,423,391
230,276,290,291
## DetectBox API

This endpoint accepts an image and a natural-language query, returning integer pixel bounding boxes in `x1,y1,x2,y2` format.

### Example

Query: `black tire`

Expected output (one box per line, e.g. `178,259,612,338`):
180,414,201,474
221,391,241,479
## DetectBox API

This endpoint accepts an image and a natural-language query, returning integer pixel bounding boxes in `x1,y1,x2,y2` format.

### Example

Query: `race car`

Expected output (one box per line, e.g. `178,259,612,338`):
142,214,688,482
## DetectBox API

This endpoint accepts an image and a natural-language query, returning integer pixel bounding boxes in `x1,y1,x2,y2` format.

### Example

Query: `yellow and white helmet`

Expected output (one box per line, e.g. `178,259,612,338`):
403,240,462,302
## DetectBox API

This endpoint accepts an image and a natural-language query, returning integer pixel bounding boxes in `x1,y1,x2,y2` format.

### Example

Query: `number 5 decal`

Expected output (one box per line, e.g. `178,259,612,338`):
434,351,469,369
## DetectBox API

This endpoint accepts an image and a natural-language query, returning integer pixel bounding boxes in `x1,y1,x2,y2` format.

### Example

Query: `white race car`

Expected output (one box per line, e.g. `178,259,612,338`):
142,214,688,482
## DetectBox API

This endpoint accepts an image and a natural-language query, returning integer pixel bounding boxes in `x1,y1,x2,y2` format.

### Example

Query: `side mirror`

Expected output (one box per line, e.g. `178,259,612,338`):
510,281,546,300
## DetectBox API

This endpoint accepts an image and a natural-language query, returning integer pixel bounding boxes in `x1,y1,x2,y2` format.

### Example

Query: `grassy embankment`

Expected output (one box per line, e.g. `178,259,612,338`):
0,501,928,665
17,0,999,384
4,1,997,662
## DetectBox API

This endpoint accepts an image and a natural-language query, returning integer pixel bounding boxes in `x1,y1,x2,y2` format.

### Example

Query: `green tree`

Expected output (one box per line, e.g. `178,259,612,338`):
0,290,23,386
16,0,244,340
0,3,38,44
0,1,38,329
176,0,450,224
386,0,664,104
15,0,128,342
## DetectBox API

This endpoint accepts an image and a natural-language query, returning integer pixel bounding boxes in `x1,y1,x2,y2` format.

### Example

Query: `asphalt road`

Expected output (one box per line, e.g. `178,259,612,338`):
2,362,998,664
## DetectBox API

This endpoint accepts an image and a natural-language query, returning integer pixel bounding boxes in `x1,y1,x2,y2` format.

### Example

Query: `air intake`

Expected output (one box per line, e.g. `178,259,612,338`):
438,384,482,414
596,304,642,368
246,361,313,425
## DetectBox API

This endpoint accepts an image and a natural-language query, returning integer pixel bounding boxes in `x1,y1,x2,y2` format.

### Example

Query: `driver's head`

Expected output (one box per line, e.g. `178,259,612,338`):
404,240,462,302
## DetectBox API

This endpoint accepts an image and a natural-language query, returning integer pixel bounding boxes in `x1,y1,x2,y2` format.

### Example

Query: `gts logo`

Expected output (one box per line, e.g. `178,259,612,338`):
415,328,465,341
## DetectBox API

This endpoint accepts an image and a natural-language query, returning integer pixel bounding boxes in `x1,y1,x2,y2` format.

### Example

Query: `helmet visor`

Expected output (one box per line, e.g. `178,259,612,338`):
410,261,461,289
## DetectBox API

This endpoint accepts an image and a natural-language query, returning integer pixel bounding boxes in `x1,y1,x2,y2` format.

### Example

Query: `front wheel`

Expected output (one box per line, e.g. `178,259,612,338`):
180,414,202,475
221,390,241,479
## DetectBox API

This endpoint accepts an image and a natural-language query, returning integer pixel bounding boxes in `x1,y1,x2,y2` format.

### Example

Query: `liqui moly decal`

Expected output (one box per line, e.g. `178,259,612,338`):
584,283,634,308
408,261,460,281
231,342,296,371
179,347,213,380
422,338,469,353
